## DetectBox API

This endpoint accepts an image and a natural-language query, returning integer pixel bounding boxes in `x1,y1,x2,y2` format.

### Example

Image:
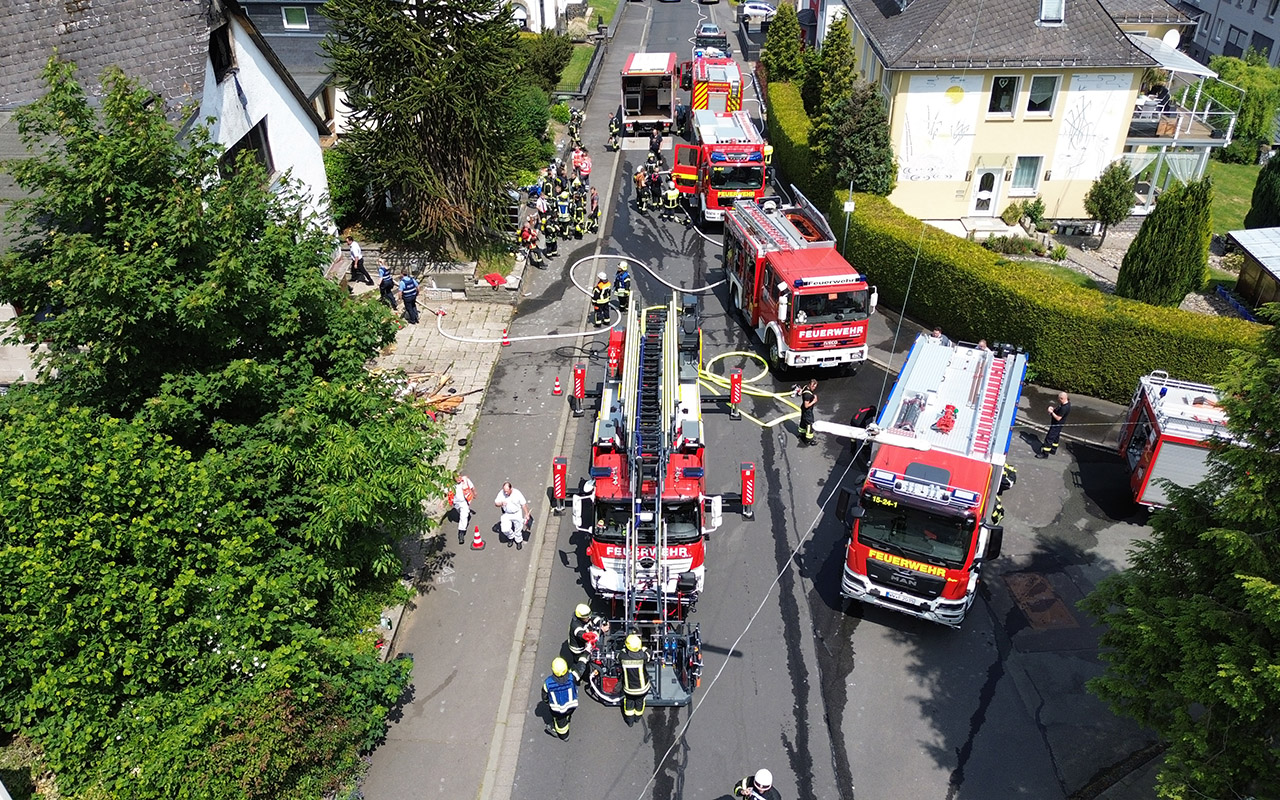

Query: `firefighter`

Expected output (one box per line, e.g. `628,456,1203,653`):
566,604,608,678
764,142,775,186
795,378,818,446
542,212,559,258
645,148,662,172
620,633,651,724
542,657,579,741
733,769,781,799
572,192,587,238
634,166,650,212
648,169,664,209
607,112,621,151
587,186,601,233
662,180,681,221
614,262,632,313
648,127,663,161
591,272,613,327
1038,392,1071,458
578,148,592,185
520,220,544,269
556,190,573,231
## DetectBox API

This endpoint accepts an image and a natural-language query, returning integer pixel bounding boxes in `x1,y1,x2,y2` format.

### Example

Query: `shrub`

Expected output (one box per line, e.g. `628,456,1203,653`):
764,82,813,198
1117,177,1212,305
983,235,1040,255
1244,153,1280,228
550,101,571,124
1023,196,1046,225
1000,203,1021,226
1217,137,1260,165
835,192,1263,401
323,143,363,229
1051,244,1069,261
519,30,574,94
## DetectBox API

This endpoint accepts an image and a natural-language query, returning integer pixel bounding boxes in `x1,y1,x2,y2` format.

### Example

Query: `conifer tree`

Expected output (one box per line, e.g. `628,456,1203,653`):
760,3,803,82
832,82,897,196
1084,161,1135,246
808,16,858,201
1115,177,1212,305
1244,153,1280,228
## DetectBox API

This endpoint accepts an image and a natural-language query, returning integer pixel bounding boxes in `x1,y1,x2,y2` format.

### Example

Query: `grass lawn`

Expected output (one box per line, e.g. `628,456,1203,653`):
1017,260,1100,291
556,44,595,92
1209,160,1260,236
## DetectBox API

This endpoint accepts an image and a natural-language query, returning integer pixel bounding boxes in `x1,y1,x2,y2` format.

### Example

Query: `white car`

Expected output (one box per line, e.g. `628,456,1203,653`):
741,1,777,19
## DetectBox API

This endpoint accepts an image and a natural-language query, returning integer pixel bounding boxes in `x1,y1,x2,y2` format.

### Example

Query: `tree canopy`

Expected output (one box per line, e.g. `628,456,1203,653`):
1201,51,1280,145
828,81,896,197
760,3,803,82
322,0,539,253
807,16,859,201
1082,306,1280,798
1084,161,1136,246
0,59,445,797
1244,153,1280,228
1115,177,1212,306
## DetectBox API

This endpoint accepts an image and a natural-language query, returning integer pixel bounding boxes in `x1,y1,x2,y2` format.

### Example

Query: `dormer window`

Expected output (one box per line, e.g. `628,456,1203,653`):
1039,0,1065,24
210,24,236,83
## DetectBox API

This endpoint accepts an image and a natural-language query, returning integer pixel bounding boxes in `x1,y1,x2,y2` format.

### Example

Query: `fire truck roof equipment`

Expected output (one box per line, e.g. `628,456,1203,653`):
691,109,763,145
623,52,678,74
1134,371,1231,443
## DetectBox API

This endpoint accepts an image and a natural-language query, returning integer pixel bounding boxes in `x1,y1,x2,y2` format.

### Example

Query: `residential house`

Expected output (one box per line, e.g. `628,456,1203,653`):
1182,0,1280,65
0,0,333,231
837,0,1236,227
239,0,339,132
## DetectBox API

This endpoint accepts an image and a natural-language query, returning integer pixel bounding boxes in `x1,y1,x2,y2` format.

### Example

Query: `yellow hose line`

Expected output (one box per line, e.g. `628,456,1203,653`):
698,350,801,428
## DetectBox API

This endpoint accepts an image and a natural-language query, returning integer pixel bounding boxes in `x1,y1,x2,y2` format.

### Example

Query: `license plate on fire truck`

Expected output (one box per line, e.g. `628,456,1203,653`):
879,588,923,606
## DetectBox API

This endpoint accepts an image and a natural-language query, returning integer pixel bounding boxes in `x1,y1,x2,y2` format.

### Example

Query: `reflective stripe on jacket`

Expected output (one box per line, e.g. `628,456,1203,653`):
621,651,650,695
544,674,579,713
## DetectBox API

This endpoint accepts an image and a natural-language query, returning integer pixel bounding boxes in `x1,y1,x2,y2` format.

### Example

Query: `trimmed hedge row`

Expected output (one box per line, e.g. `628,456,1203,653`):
764,82,814,200
836,194,1264,402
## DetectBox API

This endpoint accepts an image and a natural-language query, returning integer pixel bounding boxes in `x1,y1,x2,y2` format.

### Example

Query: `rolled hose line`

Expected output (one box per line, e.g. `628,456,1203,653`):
699,350,801,429
430,254,724,344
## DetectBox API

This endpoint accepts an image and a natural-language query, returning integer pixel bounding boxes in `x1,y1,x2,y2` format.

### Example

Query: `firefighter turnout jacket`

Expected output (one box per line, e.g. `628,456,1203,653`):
734,776,782,800
591,280,612,307
620,648,651,696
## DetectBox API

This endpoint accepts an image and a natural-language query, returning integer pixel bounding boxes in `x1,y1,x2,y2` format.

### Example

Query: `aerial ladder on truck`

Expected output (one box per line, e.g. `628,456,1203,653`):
575,293,709,708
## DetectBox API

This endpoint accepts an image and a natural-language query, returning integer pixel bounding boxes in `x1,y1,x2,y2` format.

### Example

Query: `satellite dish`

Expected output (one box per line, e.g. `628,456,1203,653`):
1161,29,1181,49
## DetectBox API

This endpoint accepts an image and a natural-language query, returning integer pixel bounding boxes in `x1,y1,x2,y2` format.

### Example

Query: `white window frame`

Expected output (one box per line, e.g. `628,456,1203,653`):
1025,75,1060,116
1009,155,1045,196
987,75,1021,117
281,6,309,30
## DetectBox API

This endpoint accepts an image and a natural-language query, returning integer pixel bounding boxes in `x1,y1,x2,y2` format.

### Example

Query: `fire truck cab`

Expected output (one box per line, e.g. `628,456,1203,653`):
621,52,677,135
830,335,1027,627
1117,371,1233,508
671,110,767,224
723,191,878,371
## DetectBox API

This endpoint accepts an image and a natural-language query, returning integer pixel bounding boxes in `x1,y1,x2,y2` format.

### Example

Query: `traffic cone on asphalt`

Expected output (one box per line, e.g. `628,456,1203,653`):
553,376,562,395
502,328,511,347
470,525,485,550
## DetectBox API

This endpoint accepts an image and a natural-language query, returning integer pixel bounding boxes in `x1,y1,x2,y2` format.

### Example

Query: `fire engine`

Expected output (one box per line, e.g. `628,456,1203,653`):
722,190,879,372
821,334,1027,627
1117,370,1234,508
620,52,677,135
678,55,744,112
671,110,767,224
570,293,722,706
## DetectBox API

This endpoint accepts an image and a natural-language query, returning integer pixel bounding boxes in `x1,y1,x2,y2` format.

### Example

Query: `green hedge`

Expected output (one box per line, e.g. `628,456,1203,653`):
764,82,814,199
835,193,1265,402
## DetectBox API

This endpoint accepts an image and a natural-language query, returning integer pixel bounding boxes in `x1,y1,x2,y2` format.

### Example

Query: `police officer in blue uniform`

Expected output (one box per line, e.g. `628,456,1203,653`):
377,259,397,310
397,270,420,325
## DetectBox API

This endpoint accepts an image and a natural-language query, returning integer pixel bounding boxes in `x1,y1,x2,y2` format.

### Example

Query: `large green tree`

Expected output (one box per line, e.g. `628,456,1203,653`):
800,16,855,117
829,81,896,196
1244,153,1280,228
1082,307,1280,799
322,0,534,253
1084,161,1135,246
760,3,803,82
1115,177,1212,306
0,61,445,797
1200,51,1280,144
808,16,858,201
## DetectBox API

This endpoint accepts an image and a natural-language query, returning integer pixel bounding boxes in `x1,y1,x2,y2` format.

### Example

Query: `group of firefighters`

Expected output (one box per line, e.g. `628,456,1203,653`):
588,262,631,327
520,152,600,268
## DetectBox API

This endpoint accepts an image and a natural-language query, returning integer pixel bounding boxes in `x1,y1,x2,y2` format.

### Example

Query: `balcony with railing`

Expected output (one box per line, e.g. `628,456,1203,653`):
1124,35,1240,146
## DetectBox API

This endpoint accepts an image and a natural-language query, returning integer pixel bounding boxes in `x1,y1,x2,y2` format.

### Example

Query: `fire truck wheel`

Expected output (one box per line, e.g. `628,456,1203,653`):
766,332,789,378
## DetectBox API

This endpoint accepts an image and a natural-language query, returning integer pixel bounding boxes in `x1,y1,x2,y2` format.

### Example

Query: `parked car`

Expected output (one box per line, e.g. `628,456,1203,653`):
740,1,777,19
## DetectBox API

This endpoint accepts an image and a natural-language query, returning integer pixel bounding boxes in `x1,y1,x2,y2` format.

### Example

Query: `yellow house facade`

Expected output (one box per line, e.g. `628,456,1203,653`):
841,0,1231,226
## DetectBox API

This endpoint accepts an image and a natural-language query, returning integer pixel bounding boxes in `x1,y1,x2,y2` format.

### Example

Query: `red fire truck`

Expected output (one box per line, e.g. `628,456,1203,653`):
671,110,767,224
1117,371,1233,508
572,293,723,609
620,52,677,135
722,191,879,372
678,56,744,112
823,334,1027,627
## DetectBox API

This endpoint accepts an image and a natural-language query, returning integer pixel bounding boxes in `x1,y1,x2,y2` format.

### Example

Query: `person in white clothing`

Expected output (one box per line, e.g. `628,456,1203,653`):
450,473,476,545
494,481,531,550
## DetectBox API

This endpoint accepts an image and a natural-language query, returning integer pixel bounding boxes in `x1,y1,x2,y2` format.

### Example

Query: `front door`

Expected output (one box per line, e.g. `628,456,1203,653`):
970,169,1002,216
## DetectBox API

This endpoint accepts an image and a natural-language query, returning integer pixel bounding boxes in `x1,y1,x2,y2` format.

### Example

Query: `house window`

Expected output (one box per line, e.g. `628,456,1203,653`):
1039,0,1064,23
1252,31,1275,57
1213,19,1224,40
1026,76,1059,114
1249,0,1258,13
1011,156,1043,194
988,76,1019,114
282,6,309,29
220,118,274,178
1269,0,1279,17
210,24,236,83
1225,25,1249,56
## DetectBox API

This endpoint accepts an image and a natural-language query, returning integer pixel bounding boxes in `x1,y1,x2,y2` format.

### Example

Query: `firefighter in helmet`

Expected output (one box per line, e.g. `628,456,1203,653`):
542,657,579,741
648,168,663,209
566,603,608,678
662,180,681,222
614,262,632,314
541,210,559,258
572,187,587,238
557,190,573,228
591,272,613,327
607,111,621,151
587,186,601,233
620,633,651,724
634,166,649,212
733,769,781,799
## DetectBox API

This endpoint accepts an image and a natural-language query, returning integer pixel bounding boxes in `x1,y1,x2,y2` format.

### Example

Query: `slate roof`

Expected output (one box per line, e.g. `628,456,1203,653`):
1100,0,1192,24
263,35,331,99
845,0,1159,69
0,0,216,116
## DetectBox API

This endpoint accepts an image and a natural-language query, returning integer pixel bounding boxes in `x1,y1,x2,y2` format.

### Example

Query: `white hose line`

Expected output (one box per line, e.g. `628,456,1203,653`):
583,252,726,295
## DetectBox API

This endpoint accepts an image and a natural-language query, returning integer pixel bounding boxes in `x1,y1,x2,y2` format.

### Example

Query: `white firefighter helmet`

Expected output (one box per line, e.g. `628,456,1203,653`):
753,769,773,791
598,271,607,281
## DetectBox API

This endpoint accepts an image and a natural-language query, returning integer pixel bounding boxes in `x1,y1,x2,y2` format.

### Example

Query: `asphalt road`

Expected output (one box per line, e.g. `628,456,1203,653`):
503,3,1158,797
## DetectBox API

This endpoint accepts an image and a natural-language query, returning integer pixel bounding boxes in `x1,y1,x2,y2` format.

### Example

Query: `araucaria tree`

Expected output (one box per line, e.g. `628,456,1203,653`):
1244,153,1280,228
807,15,858,201
1115,177,1212,305
1083,160,1134,246
323,0,533,253
1082,307,1280,799
0,60,445,798
760,2,803,82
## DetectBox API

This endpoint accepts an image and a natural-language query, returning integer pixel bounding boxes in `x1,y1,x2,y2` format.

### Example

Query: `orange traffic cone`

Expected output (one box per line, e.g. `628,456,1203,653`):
501,328,511,347
470,525,485,550
553,376,562,395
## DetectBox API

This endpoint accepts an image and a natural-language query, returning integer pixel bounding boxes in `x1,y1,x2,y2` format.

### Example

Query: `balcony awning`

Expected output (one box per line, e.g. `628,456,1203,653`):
1127,34,1217,78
